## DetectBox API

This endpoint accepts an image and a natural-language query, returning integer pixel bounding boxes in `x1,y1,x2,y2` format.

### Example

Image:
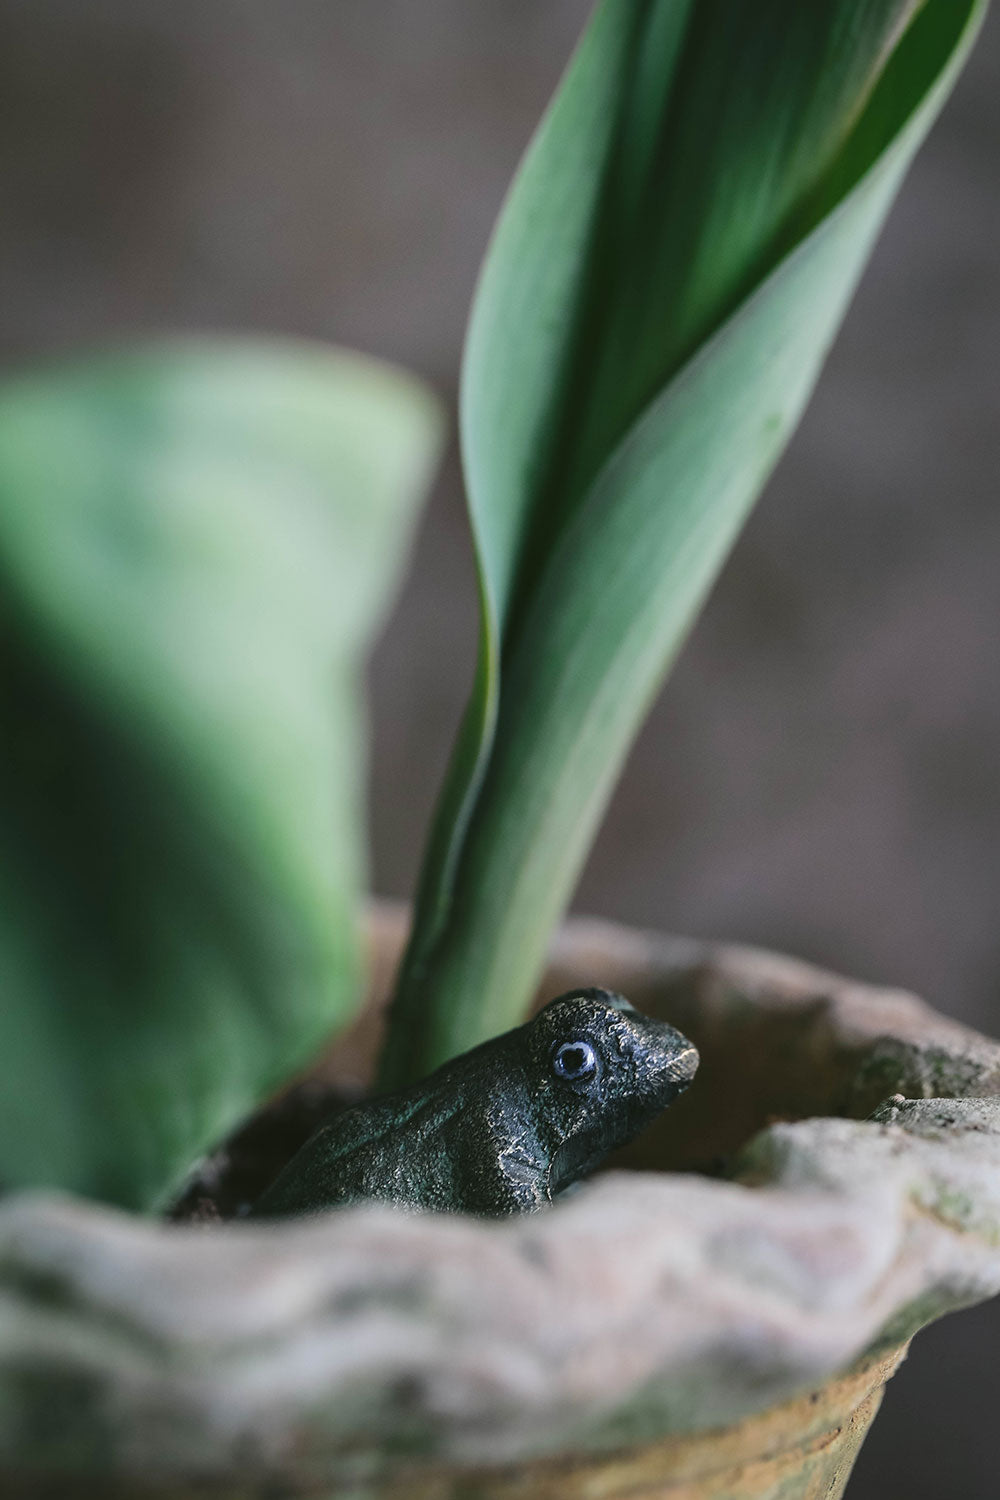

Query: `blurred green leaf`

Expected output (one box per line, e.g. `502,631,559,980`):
0,340,442,1208
380,0,985,1087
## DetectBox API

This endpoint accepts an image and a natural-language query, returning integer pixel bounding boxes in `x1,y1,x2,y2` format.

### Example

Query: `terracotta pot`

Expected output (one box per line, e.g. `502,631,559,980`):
3,903,1000,1499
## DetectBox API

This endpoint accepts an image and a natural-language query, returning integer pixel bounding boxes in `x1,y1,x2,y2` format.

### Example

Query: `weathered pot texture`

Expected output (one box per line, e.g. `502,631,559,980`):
3,903,1000,1499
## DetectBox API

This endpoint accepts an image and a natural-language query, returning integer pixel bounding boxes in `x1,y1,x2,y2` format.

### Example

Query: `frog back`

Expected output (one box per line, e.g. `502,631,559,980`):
250,1038,545,1218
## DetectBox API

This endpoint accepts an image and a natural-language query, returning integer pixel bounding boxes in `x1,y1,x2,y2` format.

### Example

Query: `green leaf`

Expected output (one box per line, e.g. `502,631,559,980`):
380,0,985,1087
0,339,442,1208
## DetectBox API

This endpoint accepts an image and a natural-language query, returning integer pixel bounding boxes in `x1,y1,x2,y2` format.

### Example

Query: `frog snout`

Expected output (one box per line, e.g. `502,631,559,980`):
669,1036,700,1083
634,1017,699,1100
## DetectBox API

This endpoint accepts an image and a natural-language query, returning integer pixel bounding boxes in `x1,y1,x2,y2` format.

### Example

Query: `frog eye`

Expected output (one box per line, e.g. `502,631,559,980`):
552,1039,598,1081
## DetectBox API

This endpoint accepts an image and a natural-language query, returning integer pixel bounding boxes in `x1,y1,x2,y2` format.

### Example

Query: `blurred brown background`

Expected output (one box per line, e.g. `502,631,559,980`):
1,2,997,1493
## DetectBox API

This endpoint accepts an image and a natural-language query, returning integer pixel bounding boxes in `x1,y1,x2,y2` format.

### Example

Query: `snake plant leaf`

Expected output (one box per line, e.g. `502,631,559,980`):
381,0,985,1087
0,340,442,1209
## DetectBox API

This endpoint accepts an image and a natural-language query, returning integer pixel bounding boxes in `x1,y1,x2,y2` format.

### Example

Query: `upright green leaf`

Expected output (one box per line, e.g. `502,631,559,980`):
380,0,985,1087
0,340,442,1208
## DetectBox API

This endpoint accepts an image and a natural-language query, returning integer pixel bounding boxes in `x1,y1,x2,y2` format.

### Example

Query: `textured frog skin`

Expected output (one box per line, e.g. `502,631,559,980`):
251,989,698,1219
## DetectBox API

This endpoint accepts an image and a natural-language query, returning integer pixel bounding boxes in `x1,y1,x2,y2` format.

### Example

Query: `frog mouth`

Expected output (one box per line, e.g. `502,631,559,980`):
548,1131,613,1197
547,1057,698,1198
547,1095,658,1196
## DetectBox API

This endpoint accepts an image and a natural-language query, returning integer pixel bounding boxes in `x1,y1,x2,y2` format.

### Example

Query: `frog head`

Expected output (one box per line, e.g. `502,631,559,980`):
522,987,698,1197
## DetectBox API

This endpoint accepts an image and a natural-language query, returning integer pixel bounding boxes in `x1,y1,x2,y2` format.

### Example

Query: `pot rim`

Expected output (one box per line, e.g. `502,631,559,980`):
3,905,1000,1483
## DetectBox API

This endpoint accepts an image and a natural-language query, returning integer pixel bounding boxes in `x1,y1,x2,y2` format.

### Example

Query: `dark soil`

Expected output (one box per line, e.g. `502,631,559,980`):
168,1079,360,1222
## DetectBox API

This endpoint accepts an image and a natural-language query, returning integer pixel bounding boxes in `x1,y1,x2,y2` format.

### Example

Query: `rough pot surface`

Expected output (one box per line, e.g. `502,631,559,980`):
3,903,1000,1499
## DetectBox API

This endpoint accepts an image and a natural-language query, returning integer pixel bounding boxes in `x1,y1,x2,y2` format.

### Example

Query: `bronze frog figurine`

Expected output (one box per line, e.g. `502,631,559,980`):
251,988,698,1218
